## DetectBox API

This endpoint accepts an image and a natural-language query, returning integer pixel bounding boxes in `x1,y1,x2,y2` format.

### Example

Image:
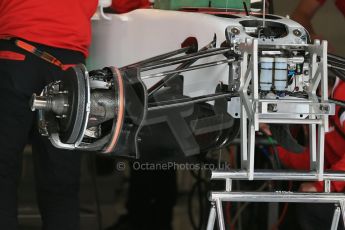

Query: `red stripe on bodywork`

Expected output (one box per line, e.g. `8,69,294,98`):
62,64,77,71
0,51,25,61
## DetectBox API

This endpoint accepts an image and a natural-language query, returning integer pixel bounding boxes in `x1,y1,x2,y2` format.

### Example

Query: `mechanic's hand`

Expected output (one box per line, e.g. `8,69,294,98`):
259,123,272,136
299,182,318,192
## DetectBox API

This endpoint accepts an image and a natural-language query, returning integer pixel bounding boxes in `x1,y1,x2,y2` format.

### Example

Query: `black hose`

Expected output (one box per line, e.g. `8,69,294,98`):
330,68,345,83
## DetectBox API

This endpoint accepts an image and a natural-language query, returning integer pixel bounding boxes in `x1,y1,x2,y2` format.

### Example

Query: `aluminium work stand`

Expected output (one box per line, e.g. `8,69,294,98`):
206,170,345,230
206,38,344,229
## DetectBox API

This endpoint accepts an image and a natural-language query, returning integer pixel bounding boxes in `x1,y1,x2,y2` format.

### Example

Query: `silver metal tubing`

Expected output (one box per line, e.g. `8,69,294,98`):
148,92,237,111
141,47,231,72
340,201,345,226
31,94,48,111
142,58,235,80
211,170,345,181
206,204,217,230
331,206,341,230
215,199,226,230
259,99,313,103
325,98,345,108
210,192,345,203
324,172,345,181
30,93,68,115
259,118,323,125
325,180,331,193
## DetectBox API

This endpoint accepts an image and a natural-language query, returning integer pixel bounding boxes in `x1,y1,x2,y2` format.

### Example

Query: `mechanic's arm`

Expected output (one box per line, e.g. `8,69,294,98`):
302,156,345,192
277,146,322,192
334,84,345,135
301,82,345,192
291,0,324,39
328,157,345,191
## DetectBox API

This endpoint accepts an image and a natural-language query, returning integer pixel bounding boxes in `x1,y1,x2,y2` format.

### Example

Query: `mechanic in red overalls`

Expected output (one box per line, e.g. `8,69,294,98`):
278,81,345,193
0,2,98,229
276,0,345,229
292,0,345,40
278,76,345,230
0,1,149,229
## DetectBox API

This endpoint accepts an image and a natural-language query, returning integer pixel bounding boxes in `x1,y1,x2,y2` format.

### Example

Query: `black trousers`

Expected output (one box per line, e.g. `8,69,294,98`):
297,203,345,230
127,166,177,230
0,39,84,230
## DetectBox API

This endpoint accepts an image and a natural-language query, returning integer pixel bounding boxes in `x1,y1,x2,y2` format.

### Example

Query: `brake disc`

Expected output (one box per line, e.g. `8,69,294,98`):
58,65,88,144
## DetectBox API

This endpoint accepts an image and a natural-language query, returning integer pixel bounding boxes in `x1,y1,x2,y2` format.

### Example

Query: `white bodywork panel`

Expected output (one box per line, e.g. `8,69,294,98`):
89,9,232,97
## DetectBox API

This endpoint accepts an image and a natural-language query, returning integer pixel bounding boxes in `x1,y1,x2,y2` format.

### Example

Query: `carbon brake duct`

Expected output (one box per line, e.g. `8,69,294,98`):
30,36,240,159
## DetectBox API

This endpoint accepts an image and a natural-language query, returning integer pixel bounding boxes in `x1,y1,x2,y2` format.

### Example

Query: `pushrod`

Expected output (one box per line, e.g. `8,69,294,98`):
148,92,237,111
141,47,231,72
148,39,217,96
142,58,235,80
147,61,196,96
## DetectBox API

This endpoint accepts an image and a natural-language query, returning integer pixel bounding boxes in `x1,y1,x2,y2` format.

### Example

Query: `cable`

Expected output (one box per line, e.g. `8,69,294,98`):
225,146,236,230
259,145,276,168
187,177,208,230
270,181,293,230
270,203,289,230
188,149,236,230
187,162,210,230
225,202,232,229
328,97,345,108
229,182,269,229
329,68,345,82
267,136,281,169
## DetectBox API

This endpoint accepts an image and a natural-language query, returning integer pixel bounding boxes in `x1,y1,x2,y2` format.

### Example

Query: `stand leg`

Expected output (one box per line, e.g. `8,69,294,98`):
309,122,317,170
206,203,217,230
317,125,325,180
248,122,255,180
216,198,226,230
331,205,341,230
339,200,345,227
241,104,248,169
